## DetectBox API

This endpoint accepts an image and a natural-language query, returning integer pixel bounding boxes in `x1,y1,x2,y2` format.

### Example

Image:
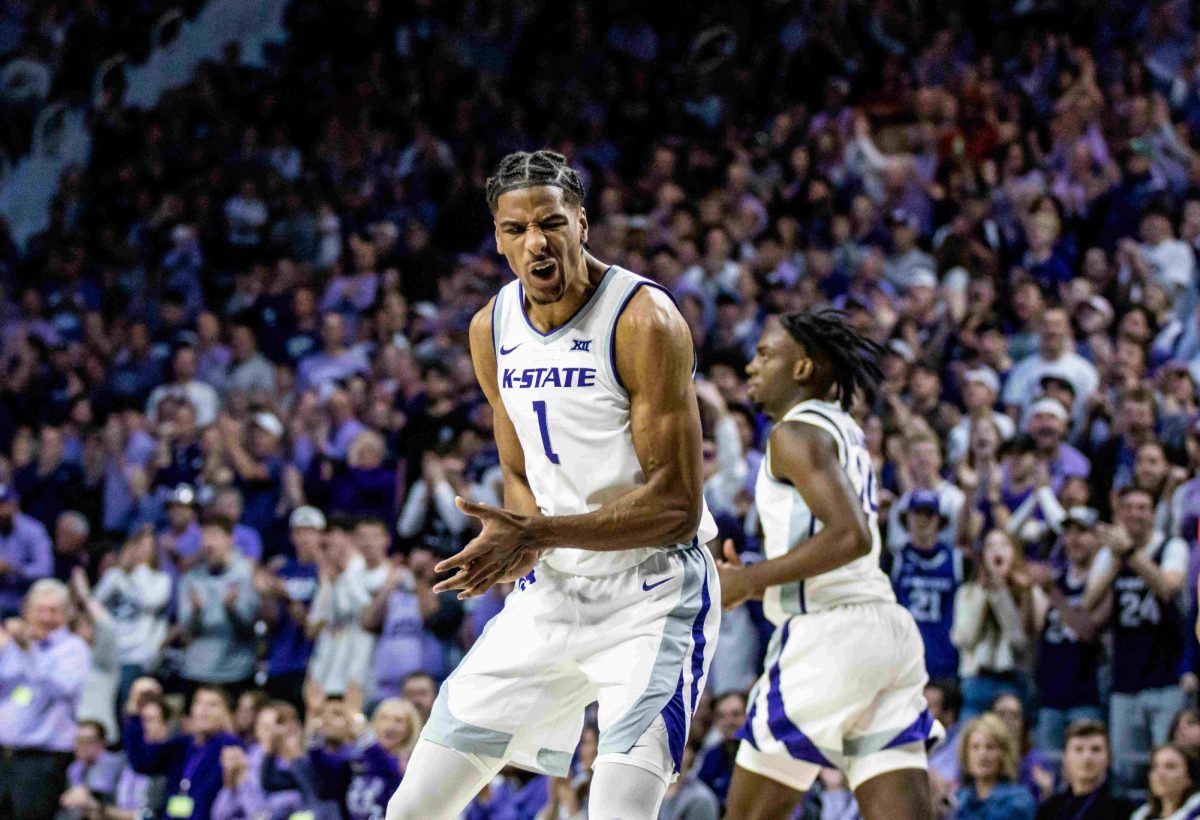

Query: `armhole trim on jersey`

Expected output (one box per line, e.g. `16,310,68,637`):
490,287,504,356
608,280,694,390
791,409,849,467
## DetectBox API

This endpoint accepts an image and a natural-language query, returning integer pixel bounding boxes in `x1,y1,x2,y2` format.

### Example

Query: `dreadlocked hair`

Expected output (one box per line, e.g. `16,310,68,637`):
778,309,884,410
485,150,586,212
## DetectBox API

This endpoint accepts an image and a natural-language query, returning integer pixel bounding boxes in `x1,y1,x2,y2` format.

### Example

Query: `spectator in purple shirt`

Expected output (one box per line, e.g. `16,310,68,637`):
123,677,242,820
209,486,264,564
312,698,422,820
0,483,52,616
324,386,368,462
158,484,202,576
57,719,125,813
297,313,368,393
0,578,92,819
1025,398,1090,494
362,547,461,700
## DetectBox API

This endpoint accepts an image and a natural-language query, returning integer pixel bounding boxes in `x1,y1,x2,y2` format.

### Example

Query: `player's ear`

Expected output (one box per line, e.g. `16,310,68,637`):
493,221,502,255
792,356,814,383
578,205,589,248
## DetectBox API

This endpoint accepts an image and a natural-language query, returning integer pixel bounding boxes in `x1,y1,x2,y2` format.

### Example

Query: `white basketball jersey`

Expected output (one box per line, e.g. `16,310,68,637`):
491,265,718,577
756,399,894,624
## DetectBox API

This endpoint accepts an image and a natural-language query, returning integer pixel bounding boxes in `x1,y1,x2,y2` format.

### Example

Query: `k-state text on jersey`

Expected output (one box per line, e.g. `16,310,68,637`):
501,366,598,389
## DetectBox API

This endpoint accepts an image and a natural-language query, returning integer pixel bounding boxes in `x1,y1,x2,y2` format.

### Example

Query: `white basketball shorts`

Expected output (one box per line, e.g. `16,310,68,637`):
736,601,942,792
421,544,720,783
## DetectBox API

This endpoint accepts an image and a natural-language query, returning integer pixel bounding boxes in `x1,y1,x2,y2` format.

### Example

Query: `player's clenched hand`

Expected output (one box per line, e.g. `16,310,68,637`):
717,539,757,610
434,497,539,599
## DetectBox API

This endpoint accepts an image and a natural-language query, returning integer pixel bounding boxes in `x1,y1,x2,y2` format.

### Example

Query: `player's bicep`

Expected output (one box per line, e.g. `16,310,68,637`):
771,423,869,541
616,288,704,501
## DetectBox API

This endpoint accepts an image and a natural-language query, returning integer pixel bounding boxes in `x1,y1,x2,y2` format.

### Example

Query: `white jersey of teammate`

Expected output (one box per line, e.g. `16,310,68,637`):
738,398,938,794
756,399,895,623
492,263,719,575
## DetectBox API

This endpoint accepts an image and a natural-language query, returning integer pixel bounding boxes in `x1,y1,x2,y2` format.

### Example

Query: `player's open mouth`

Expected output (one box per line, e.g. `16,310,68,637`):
529,260,557,282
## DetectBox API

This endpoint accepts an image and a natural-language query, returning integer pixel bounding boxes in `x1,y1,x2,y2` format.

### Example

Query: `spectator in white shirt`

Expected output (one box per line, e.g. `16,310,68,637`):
1002,307,1099,420
947,367,1015,466
145,346,221,427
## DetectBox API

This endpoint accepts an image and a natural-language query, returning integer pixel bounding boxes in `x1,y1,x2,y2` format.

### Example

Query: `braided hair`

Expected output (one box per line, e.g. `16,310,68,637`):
485,150,586,213
778,309,883,410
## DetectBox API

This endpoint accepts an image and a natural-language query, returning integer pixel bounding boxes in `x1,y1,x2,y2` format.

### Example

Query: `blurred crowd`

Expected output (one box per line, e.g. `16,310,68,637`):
6,0,1200,818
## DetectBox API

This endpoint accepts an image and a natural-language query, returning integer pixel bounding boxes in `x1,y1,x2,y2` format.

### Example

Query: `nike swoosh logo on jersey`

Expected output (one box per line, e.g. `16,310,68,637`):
500,343,522,355
642,577,672,592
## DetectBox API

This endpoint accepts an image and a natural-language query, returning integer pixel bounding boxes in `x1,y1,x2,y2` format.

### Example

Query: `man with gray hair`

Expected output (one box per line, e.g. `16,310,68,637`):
0,578,92,819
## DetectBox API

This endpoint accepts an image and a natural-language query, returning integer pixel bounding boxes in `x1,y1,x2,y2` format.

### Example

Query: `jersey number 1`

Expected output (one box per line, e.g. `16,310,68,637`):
532,401,561,464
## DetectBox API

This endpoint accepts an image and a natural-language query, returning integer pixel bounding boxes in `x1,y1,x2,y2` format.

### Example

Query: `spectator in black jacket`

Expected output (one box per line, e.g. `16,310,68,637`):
1037,720,1137,820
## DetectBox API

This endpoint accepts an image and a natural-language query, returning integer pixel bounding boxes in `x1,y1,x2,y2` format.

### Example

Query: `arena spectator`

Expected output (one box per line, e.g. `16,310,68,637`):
123,678,241,820
0,483,52,616
954,713,1037,819
989,693,1055,803
952,530,1043,719
92,528,171,707
13,425,84,533
208,486,264,564
1003,308,1100,421
176,516,259,697
887,433,965,552
313,698,421,820
306,516,376,696
1032,507,1109,752
50,510,90,584
362,544,462,701
258,506,324,711
146,346,221,428
1084,486,1189,785
1035,719,1137,820
1169,709,1200,758
660,740,720,820
891,490,964,681
400,672,437,725
0,578,92,819
56,719,124,815
696,691,747,810
947,368,1014,467
113,697,169,819
70,565,121,743
1131,744,1200,820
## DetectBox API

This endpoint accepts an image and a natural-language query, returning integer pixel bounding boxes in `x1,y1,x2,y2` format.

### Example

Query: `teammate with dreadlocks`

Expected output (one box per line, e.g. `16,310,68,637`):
719,310,941,820
387,150,720,819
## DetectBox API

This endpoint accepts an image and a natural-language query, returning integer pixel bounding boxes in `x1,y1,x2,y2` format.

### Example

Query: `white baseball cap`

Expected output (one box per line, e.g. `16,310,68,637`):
252,412,284,438
1029,397,1070,422
963,366,1000,394
288,506,326,530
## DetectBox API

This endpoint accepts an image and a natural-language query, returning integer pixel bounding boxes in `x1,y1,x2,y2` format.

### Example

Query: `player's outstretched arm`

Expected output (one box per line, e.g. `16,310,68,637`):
718,422,871,608
435,288,705,597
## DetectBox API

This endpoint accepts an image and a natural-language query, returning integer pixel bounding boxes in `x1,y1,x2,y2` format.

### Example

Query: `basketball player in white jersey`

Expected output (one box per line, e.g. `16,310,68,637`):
386,150,721,819
718,311,938,819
